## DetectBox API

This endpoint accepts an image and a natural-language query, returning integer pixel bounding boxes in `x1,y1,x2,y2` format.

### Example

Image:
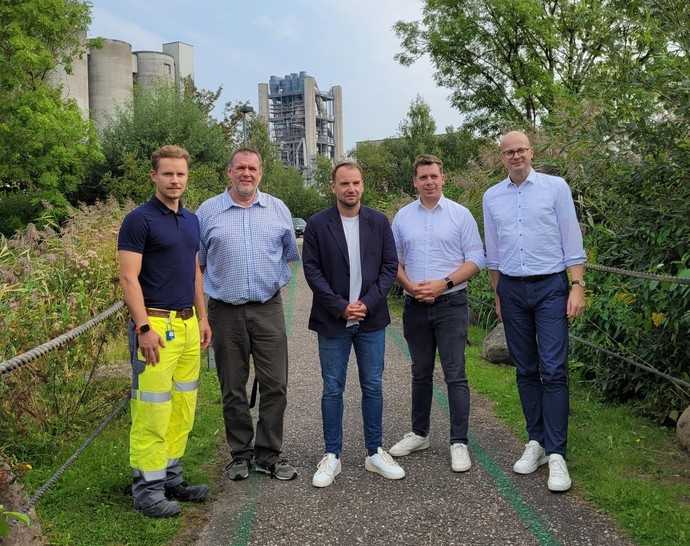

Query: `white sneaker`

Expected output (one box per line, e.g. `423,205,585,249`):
389,432,430,457
547,454,572,492
312,453,341,488
365,448,405,480
450,443,472,472
513,440,548,474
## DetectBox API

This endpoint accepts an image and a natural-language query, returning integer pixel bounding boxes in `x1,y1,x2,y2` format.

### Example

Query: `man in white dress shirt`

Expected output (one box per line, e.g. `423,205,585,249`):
389,154,485,472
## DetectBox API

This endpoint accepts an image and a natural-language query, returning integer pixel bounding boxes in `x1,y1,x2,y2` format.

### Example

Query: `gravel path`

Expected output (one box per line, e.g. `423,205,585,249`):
195,259,631,546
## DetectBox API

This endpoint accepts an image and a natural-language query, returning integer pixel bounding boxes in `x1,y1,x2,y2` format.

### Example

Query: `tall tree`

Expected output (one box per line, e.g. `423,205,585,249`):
0,0,102,221
183,76,222,118
94,84,227,206
395,0,663,132
399,95,438,158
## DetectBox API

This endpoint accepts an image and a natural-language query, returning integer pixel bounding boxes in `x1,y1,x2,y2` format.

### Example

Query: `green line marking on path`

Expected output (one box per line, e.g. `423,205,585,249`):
230,475,260,546
387,326,562,546
228,264,300,546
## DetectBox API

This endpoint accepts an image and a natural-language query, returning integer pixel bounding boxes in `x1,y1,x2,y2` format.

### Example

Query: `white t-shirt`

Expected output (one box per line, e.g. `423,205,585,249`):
341,215,362,327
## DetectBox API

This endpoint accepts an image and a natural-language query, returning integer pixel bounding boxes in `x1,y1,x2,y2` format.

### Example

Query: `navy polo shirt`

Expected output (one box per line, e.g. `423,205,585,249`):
118,196,200,309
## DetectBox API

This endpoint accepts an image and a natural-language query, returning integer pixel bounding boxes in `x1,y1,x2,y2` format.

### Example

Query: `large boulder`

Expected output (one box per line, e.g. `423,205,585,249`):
677,406,690,452
481,323,513,365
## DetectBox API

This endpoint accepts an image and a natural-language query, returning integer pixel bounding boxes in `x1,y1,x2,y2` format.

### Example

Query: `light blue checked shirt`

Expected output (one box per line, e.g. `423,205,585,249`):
392,196,485,291
196,189,300,304
482,169,585,276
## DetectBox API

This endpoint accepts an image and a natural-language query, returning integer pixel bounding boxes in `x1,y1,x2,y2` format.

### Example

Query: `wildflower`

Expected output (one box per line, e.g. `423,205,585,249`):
614,291,636,305
651,312,665,328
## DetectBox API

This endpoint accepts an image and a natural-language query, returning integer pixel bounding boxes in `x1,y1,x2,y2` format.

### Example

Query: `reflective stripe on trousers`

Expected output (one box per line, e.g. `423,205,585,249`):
129,313,201,479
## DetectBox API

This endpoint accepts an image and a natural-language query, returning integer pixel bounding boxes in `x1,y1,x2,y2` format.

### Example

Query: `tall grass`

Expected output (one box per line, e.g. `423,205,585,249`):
0,199,130,459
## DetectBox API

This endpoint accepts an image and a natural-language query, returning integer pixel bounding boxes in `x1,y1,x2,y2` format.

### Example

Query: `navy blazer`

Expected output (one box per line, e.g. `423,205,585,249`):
302,206,398,337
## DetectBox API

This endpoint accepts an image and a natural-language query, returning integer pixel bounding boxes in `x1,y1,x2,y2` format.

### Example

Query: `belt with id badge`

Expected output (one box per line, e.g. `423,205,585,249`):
165,317,175,341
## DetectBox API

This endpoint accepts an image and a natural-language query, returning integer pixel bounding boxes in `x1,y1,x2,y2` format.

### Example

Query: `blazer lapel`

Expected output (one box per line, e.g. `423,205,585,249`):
327,208,350,268
358,207,373,273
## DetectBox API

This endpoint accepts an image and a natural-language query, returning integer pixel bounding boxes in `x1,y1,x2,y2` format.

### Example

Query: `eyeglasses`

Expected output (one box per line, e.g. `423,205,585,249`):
501,147,531,158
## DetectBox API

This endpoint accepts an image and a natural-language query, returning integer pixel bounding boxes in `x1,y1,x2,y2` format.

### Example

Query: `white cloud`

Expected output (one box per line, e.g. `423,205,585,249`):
89,6,166,50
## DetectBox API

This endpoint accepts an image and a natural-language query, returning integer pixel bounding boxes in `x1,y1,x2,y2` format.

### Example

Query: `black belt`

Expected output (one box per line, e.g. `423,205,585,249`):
146,307,194,320
501,272,564,282
406,288,466,305
210,291,280,307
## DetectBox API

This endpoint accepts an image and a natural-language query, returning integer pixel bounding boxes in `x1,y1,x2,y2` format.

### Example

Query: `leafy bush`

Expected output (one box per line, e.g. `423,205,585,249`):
89,85,227,206
0,1,104,220
0,192,41,237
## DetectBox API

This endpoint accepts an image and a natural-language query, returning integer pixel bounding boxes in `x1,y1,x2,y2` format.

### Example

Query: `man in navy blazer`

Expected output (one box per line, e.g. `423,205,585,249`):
302,159,404,487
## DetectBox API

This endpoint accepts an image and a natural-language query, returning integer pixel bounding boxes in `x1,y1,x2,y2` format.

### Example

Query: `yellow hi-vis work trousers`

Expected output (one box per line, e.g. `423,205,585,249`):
129,311,200,481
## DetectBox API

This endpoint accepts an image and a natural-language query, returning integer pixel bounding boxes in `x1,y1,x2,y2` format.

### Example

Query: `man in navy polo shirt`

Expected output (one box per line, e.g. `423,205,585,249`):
118,145,212,517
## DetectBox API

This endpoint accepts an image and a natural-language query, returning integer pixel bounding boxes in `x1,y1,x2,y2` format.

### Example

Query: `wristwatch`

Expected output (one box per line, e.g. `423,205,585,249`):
444,277,454,290
136,323,151,334
571,280,586,288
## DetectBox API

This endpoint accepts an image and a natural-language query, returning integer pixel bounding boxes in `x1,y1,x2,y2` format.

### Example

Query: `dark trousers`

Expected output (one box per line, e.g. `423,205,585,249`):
208,293,288,465
403,290,470,444
497,272,569,456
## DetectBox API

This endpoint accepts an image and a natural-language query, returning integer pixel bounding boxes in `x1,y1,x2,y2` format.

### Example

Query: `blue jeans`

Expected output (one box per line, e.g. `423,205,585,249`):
497,272,570,456
317,326,385,457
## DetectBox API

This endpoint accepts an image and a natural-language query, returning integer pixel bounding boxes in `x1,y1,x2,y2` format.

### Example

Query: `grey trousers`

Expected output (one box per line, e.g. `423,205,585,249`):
208,293,288,465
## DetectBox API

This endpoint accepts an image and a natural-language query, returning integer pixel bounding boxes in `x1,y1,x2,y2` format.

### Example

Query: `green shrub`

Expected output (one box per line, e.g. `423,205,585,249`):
0,192,40,237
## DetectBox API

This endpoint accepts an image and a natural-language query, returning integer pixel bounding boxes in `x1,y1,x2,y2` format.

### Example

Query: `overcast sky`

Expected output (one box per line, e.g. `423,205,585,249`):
88,0,461,151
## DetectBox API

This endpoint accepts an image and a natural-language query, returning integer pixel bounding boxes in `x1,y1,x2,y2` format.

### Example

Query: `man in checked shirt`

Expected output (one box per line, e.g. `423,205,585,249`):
196,147,300,482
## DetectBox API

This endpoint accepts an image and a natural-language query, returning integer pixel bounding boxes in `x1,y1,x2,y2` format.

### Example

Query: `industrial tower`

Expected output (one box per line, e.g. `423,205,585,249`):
258,72,343,175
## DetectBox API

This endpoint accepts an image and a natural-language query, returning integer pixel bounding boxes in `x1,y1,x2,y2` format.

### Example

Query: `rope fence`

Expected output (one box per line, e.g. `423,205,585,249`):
585,263,690,285
0,301,125,375
467,295,689,391
26,395,130,509
1,300,129,513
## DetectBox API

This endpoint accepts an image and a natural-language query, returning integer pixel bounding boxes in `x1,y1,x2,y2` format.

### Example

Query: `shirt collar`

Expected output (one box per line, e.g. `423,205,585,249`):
149,196,187,217
415,194,446,211
505,168,536,189
223,188,267,209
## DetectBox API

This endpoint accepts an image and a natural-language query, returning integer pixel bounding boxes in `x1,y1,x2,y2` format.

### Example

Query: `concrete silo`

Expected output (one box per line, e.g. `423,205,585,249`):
133,51,176,91
46,31,89,119
88,39,134,131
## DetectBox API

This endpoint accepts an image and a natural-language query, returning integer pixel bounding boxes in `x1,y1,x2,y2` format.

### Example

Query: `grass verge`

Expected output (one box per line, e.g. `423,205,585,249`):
390,295,690,546
23,358,222,546
463,326,690,546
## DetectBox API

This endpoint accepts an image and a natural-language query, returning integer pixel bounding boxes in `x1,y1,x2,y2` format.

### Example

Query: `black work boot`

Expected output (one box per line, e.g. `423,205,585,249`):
165,481,209,502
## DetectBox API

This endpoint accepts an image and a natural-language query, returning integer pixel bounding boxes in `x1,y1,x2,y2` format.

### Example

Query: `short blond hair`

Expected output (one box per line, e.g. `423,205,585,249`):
151,145,190,170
